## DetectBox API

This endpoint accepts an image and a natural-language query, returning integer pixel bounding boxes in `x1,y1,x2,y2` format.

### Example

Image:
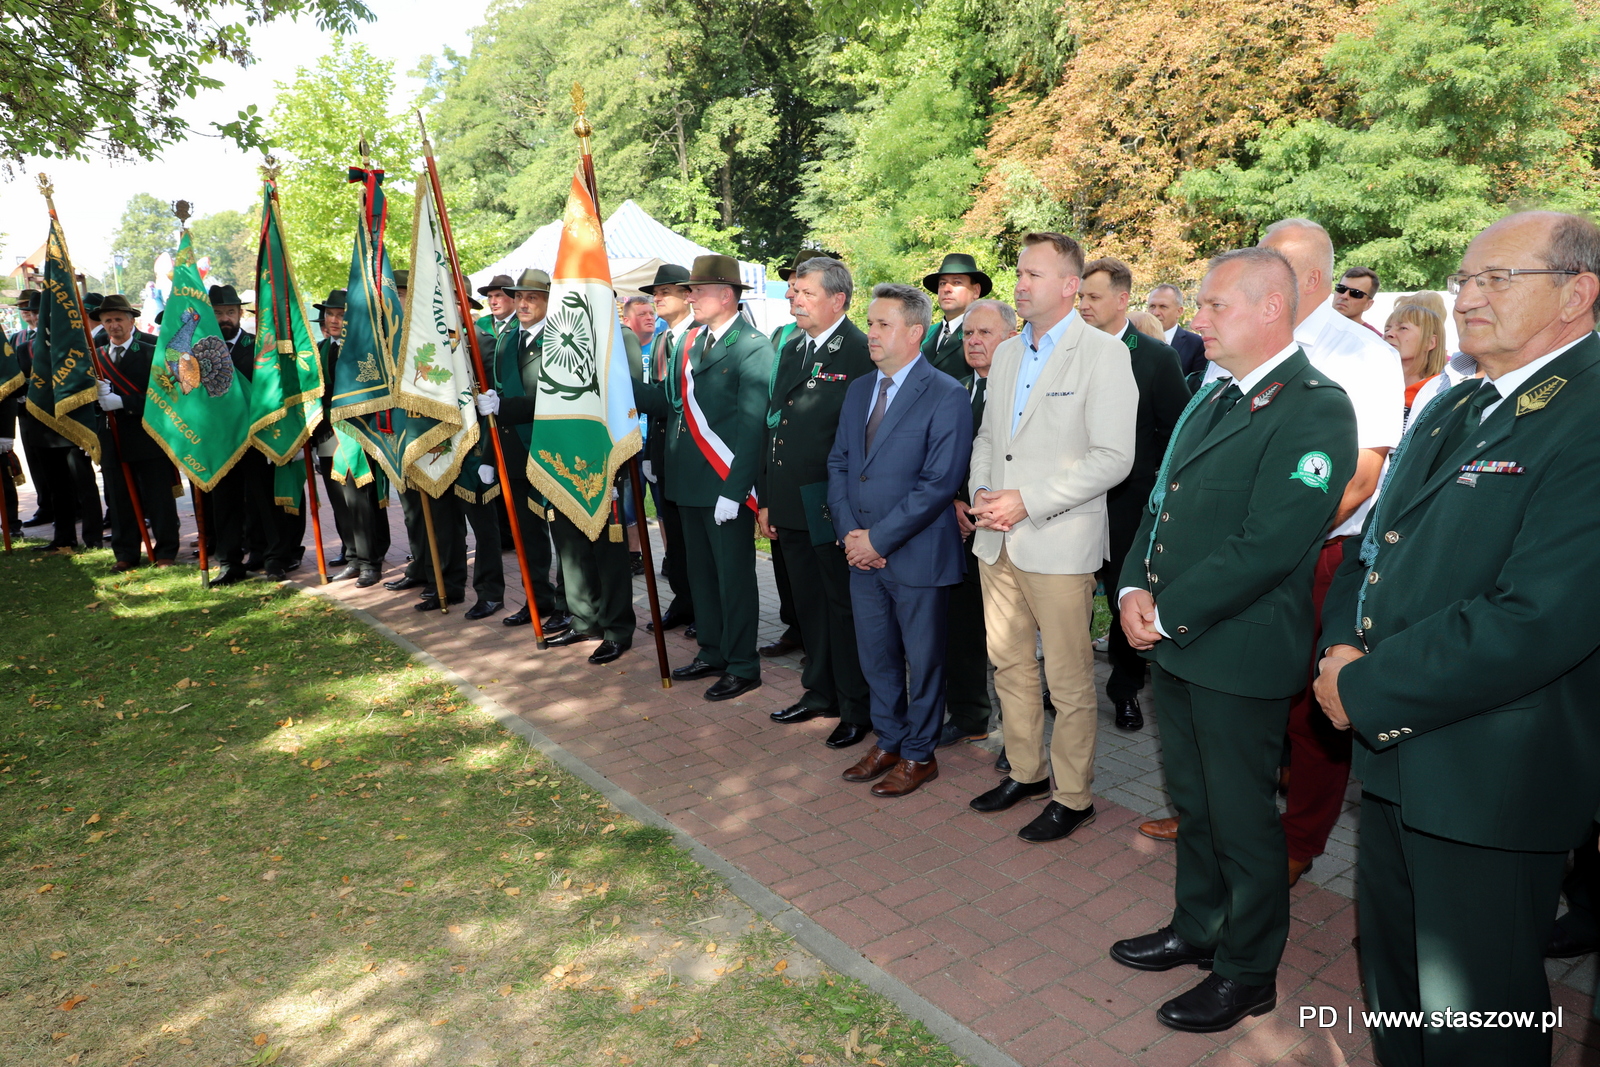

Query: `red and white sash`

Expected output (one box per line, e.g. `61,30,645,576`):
680,329,758,511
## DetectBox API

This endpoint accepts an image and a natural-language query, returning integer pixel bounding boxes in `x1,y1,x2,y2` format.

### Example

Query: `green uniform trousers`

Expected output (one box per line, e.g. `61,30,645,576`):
775,528,869,724
503,461,565,617
549,511,634,643
424,493,502,603
944,558,993,735
680,504,759,681
1357,794,1568,1067
1153,665,1289,985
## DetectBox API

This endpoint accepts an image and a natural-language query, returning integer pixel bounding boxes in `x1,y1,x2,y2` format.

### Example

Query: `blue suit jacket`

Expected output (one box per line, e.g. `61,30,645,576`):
827,355,973,587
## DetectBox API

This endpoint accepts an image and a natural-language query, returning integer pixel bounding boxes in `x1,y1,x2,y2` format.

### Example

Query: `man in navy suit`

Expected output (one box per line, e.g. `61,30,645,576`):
1147,284,1207,382
827,283,974,797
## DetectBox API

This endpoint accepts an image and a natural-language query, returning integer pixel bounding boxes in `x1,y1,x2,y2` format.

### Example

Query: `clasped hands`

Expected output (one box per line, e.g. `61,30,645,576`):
970,488,1026,532
1313,644,1364,731
843,529,885,570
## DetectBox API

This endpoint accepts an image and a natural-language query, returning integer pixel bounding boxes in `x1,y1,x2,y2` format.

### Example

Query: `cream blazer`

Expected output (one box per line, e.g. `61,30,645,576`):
969,316,1138,574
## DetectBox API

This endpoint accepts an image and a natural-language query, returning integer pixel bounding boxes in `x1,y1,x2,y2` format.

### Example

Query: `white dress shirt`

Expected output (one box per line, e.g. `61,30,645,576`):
1477,335,1589,422
1163,324,1179,345
800,314,847,357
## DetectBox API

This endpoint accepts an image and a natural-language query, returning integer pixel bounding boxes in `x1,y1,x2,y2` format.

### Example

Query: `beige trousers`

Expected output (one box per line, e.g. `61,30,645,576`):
979,546,1097,809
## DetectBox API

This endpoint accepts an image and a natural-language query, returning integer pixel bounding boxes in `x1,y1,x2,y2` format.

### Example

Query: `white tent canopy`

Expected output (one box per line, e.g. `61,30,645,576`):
468,199,767,300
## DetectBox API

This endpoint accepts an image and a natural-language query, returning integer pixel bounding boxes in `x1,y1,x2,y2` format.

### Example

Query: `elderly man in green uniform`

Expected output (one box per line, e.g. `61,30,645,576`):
469,269,571,637
1111,246,1357,1033
920,253,991,380
1315,211,1600,1067
758,256,875,748
635,254,772,700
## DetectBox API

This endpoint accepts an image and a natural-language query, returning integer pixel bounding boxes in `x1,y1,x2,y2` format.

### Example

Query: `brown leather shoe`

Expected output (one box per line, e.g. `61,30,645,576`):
841,745,899,783
872,757,938,797
1287,856,1314,887
1139,817,1179,842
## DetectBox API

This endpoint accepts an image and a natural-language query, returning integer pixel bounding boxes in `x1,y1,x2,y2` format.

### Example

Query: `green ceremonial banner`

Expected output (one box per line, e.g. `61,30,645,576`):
273,456,307,513
0,333,20,404
144,230,254,491
329,166,440,489
249,179,324,465
26,216,100,461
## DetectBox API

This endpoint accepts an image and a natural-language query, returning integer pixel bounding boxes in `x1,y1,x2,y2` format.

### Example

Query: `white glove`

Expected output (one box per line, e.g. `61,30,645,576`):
0,438,12,455
96,378,113,398
98,391,124,412
478,464,496,485
713,496,740,524
476,390,500,415
641,460,655,484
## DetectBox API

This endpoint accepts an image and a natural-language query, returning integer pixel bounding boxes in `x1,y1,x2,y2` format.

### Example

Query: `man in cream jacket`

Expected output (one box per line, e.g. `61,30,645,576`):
966,232,1138,842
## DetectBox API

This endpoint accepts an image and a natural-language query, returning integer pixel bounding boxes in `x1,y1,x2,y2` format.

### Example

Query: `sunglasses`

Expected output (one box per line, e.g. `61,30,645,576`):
1334,283,1371,301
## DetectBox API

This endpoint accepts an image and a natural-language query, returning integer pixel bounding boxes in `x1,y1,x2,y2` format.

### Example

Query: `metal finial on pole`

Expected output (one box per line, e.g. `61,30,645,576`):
358,135,371,170
571,83,592,143
173,199,192,224
35,173,53,199
260,155,281,183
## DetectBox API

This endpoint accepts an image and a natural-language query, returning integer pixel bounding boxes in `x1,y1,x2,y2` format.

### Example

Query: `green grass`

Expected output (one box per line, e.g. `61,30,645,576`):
0,547,968,1067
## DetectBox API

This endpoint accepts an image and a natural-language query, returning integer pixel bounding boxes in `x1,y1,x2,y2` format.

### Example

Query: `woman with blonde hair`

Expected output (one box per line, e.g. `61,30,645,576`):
1384,302,1446,421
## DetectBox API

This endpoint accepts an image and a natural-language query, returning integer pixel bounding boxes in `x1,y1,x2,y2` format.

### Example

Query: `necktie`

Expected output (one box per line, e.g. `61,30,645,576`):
1203,380,1242,434
1431,381,1499,473
865,376,893,452
111,345,124,364
938,322,950,348
972,376,986,404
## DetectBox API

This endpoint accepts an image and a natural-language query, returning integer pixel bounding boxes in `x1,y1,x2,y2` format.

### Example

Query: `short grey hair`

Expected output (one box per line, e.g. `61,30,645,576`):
1262,217,1335,284
1208,246,1299,319
1148,283,1185,305
870,282,932,331
966,298,1017,332
1545,212,1600,324
794,256,854,307
622,294,653,311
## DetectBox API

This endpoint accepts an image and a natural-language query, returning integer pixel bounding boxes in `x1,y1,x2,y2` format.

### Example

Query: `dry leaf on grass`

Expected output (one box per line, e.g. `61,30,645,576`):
254,1033,269,1046
58,994,86,1010
50,951,68,960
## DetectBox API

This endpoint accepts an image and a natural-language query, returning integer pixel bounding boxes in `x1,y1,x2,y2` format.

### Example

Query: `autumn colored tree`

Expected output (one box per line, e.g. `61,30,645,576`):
966,0,1364,280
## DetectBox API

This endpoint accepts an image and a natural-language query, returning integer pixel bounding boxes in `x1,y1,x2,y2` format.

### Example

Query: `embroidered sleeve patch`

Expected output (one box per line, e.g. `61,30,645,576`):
1289,451,1333,491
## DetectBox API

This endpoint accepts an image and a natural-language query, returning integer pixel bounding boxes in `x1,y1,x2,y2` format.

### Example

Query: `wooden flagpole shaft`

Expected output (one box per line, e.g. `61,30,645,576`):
569,88,670,686
38,177,156,565
419,492,450,614
415,113,546,648
192,481,210,588
302,444,330,584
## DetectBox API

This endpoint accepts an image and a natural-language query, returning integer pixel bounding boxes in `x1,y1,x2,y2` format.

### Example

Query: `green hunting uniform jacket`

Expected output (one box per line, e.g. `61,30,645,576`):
759,317,875,532
921,317,968,380
1119,348,1358,699
635,316,772,508
1324,331,1600,853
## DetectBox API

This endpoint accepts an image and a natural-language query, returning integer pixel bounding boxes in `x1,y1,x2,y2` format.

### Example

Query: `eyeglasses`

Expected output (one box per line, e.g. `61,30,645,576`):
1333,283,1370,301
1446,269,1579,295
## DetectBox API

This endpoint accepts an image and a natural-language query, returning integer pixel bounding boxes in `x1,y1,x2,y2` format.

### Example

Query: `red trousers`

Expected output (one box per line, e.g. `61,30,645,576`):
1282,539,1354,864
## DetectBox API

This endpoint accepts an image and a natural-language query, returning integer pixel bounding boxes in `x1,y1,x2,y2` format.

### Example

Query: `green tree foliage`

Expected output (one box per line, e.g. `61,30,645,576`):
190,208,264,291
1176,0,1600,287
0,0,373,166
265,40,414,299
109,193,179,293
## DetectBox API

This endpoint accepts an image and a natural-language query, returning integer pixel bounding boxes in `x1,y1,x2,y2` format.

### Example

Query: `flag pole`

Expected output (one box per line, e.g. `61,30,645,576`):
259,159,331,586
415,112,547,648
571,84,671,688
37,174,157,565
172,200,212,589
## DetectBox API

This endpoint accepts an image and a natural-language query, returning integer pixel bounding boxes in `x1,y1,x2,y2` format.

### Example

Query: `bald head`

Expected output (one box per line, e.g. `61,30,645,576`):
1260,218,1335,325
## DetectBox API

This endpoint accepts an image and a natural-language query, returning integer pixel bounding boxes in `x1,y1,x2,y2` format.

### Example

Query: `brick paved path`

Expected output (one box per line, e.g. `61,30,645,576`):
14,473,1598,1066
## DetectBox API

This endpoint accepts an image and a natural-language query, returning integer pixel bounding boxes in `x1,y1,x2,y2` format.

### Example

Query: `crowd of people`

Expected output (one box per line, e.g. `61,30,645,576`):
3,209,1598,1063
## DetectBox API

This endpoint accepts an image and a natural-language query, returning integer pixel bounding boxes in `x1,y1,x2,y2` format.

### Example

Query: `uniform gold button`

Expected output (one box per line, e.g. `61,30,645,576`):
1150,574,1159,583
777,439,783,445
1378,732,1390,742
1160,512,1170,522
1308,379,1319,385
1367,572,1380,584
1384,531,1399,544
1154,544,1164,553
1401,728,1412,734
781,419,788,426
1170,482,1179,491
787,400,794,406
1176,625,1188,634
1430,427,1441,436
1361,616,1372,629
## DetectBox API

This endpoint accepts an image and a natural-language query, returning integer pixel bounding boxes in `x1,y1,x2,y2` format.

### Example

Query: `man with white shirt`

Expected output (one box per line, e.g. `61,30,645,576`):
920,252,991,379
1111,246,1357,1033
1314,211,1600,1067
1149,218,1405,874
759,258,877,747
964,232,1138,843
1147,283,1207,379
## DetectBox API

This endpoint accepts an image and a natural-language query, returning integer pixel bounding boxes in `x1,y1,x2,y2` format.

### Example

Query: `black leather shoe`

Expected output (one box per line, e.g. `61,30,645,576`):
265,566,287,581
995,747,1011,773
1115,696,1144,731
547,628,601,647
1156,973,1276,1033
824,723,871,749
21,514,51,528
503,605,533,627
1018,801,1096,842
588,640,629,665
242,558,266,573
332,563,362,581
414,594,464,612
671,660,720,681
464,599,502,620
644,609,693,634
1110,926,1216,972
705,673,761,702
770,703,837,724
355,566,381,588
683,624,697,639
969,777,1051,813
327,554,349,568
1545,920,1599,959
211,565,249,586
384,575,424,591
939,720,987,747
